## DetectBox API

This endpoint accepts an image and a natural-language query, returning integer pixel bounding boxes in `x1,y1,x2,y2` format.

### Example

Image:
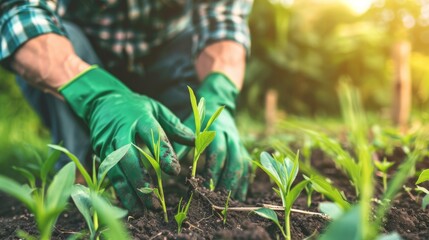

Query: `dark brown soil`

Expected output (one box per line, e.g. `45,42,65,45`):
1,148,428,239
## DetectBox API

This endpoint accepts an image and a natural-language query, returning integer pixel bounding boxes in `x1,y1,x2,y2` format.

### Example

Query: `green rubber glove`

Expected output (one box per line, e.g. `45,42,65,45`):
60,66,194,210
175,73,251,200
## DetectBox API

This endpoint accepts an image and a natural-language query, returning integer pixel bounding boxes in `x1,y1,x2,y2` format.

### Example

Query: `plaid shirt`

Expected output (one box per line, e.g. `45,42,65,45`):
0,0,252,71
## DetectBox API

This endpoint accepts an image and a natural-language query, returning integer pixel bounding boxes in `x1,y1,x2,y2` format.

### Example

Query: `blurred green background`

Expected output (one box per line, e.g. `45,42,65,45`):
2,0,429,176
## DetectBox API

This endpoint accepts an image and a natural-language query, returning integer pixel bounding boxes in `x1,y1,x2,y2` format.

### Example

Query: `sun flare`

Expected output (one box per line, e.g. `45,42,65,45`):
341,0,374,14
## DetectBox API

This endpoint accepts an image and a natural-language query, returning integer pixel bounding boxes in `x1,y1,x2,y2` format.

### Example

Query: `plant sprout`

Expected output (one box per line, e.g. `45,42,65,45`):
374,158,394,192
175,193,193,234
415,169,429,209
50,144,131,239
187,86,224,178
134,130,169,222
221,191,232,225
253,151,309,240
304,183,314,207
0,157,75,240
209,178,215,191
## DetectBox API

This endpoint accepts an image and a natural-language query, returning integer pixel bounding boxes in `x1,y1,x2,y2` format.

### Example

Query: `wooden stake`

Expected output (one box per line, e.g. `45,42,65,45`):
391,41,411,132
265,88,278,135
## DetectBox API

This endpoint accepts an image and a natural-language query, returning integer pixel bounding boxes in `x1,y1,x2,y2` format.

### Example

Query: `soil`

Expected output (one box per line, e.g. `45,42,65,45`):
1,147,428,240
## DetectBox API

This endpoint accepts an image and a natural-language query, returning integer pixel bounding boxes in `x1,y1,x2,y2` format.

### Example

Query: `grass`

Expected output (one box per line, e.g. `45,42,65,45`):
0,68,49,178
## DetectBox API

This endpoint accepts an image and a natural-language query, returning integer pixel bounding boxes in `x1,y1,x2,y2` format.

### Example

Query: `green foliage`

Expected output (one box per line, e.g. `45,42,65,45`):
311,84,427,239
221,191,232,225
245,0,393,116
253,151,309,240
134,130,168,223
319,202,343,220
51,144,130,239
416,169,429,209
303,175,350,210
90,194,131,240
253,208,286,237
0,161,75,240
175,193,193,234
374,158,395,192
187,86,224,178
0,68,49,179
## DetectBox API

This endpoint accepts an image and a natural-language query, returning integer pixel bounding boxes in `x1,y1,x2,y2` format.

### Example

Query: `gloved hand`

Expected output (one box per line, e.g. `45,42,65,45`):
175,73,251,200
59,66,194,210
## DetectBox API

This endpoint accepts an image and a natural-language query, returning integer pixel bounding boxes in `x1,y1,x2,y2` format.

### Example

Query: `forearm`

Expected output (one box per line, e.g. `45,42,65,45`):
11,33,90,97
195,41,246,90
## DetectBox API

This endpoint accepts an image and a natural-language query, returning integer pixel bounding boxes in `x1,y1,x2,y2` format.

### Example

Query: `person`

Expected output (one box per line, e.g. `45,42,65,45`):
0,0,253,211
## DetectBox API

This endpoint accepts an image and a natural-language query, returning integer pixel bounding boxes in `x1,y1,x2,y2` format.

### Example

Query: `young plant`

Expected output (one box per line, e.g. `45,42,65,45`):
317,83,428,240
304,183,314,207
0,159,75,240
273,140,351,210
209,178,215,191
253,151,309,240
415,169,429,209
374,158,394,192
175,192,193,234
49,144,131,239
134,130,169,222
221,190,232,225
187,86,224,178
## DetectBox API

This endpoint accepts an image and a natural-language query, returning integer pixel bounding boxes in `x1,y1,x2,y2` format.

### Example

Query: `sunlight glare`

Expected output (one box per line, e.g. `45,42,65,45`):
341,0,374,14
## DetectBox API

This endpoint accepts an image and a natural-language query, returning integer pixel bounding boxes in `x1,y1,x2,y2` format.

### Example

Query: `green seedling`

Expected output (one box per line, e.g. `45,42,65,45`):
374,158,394,192
175,193,193,234
416,169,429,209
273,141,350,210
305,183,314,207
221,191,232,225
209,178,215,191
134,130,168,222
318,83,427,240
90,193,131,239
187,86,224,178
253,151,309,240
0,158,75,240
49,144,130,239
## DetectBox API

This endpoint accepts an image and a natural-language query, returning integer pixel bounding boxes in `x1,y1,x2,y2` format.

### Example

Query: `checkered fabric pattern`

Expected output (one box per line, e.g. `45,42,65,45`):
0,0,252,70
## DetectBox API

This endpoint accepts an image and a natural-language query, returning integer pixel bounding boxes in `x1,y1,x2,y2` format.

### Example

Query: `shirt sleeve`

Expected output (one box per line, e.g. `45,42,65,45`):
0,0,66,64
193,0,253,57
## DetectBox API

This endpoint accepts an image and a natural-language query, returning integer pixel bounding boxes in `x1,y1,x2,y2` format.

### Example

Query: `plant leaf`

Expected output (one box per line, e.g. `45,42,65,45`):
285,180,309,212
319,205,361,240
48,144,94,188
319,202,343,220
138,187,154,194
188,86,201,134
46,162,76,212
41,148,62,184
90,194,131,240
71,185,95,238
12,166,36,188
422,194,429,209
198,97,206,124
134,144,161,178
416,169,429,184
305,175,350,210
258,152,282,187
0,176,34,210
98,144,130,186
196,131,216,153
153,188,161,200
203,105,224,132
253,208,280,225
